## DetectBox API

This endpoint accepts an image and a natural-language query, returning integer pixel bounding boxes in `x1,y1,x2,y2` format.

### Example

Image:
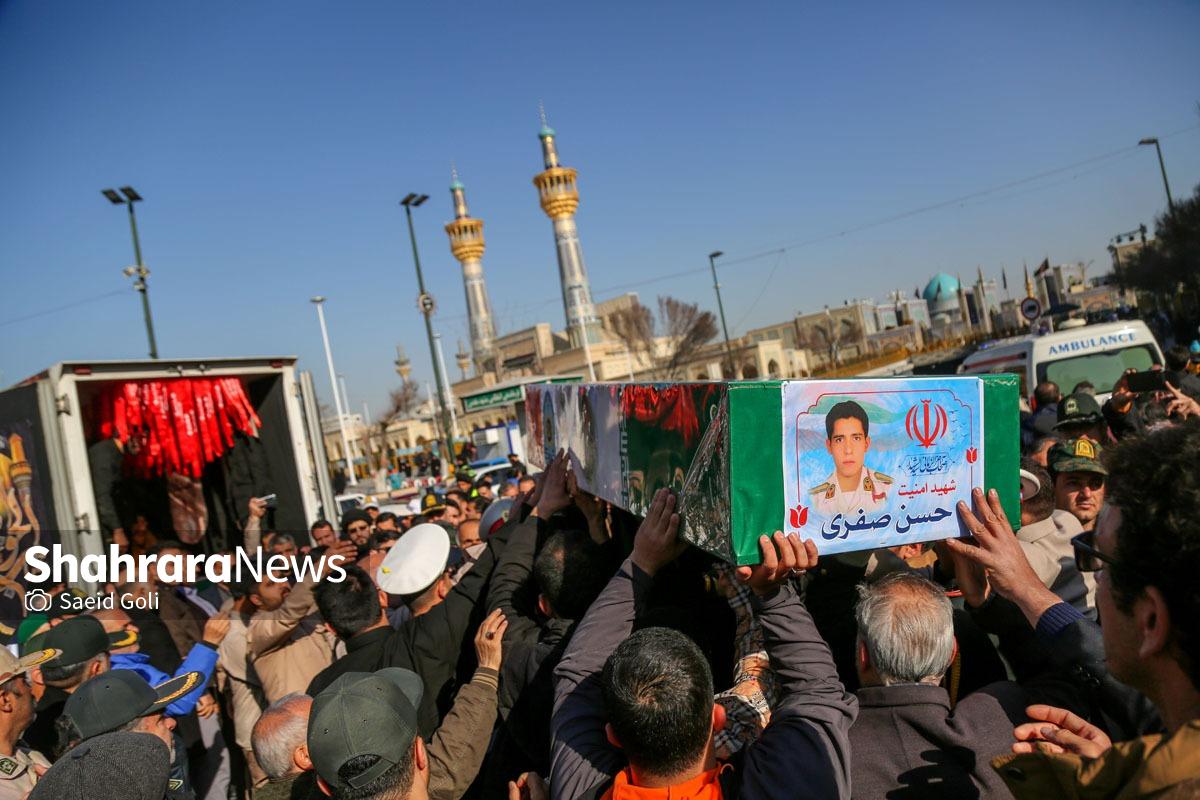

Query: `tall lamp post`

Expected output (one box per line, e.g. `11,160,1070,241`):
1138,138,1176,217
102,187,158,358
708,251,734,377
310,297,356,483
400,193,455,469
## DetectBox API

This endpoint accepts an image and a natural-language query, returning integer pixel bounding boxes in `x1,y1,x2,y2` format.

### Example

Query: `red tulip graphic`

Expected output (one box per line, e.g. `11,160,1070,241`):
965,447,978,464
789,504,809,528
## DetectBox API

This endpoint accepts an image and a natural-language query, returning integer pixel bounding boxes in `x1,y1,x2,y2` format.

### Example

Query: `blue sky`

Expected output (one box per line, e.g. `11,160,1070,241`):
2,0,1198,417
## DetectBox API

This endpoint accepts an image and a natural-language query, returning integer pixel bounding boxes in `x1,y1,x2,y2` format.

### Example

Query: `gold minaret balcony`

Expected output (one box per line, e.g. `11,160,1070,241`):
445,216,485,262
533,166,580,220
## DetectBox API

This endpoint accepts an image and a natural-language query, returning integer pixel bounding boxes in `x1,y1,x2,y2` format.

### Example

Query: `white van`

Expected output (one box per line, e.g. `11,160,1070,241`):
958,320,1163,400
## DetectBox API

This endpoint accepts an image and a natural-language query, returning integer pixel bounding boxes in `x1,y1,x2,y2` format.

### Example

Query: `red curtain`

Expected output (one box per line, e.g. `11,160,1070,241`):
91,377,262,478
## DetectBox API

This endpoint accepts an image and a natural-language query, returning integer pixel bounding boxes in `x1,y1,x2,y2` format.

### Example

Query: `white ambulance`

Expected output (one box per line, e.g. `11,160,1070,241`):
957,320,1163,400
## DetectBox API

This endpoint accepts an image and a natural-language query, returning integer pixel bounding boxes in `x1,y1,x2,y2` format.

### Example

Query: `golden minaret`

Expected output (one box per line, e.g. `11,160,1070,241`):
444,166,497,374
532,105,599,348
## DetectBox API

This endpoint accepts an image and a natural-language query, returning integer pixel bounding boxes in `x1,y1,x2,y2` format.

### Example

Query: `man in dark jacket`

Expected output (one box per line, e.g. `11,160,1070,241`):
1164,344,1200,399
849,572,1032,799
306,520,511,739
483,501,614,788
87,435,127,546
1020,382,1060,449
550,489,857,800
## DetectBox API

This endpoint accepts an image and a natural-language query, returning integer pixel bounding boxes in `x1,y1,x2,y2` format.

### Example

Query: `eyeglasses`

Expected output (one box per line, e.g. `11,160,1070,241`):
1071,530,1119,573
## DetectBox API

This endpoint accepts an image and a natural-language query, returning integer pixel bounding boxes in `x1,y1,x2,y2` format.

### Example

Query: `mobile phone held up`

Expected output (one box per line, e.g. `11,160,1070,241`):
1124,370,1167,394
258,493,278,509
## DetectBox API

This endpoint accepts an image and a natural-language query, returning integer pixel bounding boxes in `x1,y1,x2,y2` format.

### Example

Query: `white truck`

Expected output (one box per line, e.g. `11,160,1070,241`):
0,357,335,617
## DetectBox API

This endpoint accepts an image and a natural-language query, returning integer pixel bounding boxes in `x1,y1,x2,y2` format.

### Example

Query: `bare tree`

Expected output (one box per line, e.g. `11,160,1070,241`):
805,316,861,367
369,382,423,471
381,381,423,422
607,295,717,381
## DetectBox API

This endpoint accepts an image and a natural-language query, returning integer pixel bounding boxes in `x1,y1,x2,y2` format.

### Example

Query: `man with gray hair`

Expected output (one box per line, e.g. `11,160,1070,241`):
848,572,1031,799
250,693,317,800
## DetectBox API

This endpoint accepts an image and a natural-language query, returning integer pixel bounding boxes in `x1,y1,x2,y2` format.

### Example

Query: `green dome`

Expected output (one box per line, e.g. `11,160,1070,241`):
449,179,464,190
922,273,959,303
539,125,556,138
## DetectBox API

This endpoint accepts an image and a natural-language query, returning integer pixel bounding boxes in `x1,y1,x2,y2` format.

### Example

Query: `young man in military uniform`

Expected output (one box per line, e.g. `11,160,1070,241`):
810,400,893,516
1048,437,1107,533
0,646,59,799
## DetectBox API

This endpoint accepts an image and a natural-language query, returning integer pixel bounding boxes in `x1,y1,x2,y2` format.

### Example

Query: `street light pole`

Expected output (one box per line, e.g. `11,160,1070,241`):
310,297,356,483
1138,137,1176,217
432,332,460,439
338,374,352,418
103,187,158,358
708,251,734,377
401,193,455,470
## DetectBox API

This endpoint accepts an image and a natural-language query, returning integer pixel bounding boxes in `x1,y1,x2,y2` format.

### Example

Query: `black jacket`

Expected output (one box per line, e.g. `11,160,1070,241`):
306,519,511,738
970,596,1161,741
87,438,124,534
1040,613,1162,740
482,514,574,785
1020,405,1058,448
25,685,68,758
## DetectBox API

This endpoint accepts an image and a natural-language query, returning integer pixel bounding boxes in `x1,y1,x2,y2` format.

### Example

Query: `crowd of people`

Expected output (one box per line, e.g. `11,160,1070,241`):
4,356,1200,799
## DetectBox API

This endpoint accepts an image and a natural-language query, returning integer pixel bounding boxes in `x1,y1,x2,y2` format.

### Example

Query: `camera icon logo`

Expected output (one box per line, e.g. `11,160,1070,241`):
24,589,52,613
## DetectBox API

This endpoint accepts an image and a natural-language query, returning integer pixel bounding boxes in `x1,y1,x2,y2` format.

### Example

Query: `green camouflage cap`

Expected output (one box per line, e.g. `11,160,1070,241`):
1048,437,1108,477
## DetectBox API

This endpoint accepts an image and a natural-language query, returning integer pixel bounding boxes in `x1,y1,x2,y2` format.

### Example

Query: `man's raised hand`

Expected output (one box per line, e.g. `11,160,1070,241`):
1012,704,1112,758
247,496,268,520
474,608,508,671
945,488,1059,626
631,488,686,576
533,450,571,518
319,539,359,580
735,532,817,597
1165,381,1200,420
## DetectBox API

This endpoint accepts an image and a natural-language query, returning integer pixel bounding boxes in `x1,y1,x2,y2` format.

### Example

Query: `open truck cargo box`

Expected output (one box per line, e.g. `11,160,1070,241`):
0,358,334,638
526,376,1019,565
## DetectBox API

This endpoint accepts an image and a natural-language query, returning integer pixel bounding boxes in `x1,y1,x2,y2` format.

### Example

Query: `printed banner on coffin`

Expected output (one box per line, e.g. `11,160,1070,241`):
782,377,984,555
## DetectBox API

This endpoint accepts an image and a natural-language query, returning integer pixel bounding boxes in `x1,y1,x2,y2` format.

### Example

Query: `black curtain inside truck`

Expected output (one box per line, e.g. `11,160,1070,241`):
80,373,308,554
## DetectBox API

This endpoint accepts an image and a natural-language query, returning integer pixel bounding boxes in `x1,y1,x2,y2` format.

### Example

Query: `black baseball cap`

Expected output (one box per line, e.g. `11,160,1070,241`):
35,616,137,665
1055,392,1103,429
308,668,424,793
340,509,373,532
29,731,172,800
64,668,204,741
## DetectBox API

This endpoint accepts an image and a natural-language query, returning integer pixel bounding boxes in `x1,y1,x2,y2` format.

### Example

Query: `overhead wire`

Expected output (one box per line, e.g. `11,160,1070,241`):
718,121,1200,268
434,122,1200,332
0,289,128,329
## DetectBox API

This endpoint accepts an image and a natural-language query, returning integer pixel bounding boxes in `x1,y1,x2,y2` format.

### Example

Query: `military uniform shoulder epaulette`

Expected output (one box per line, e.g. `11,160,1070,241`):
872,471,893,484
809,482,833,495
